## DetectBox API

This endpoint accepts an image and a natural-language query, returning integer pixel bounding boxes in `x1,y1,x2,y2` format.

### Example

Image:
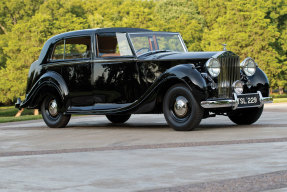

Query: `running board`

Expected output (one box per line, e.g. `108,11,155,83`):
66,103,132,114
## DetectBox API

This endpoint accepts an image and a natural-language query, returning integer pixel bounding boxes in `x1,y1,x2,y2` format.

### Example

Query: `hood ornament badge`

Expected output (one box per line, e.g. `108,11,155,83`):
222,44,227,51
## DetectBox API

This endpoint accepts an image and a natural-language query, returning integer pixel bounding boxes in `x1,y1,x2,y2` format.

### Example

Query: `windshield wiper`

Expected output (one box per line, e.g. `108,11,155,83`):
138,50,171,57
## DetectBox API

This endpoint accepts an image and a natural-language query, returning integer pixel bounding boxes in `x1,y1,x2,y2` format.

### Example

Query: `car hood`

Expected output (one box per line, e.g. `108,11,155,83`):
139,51,224,60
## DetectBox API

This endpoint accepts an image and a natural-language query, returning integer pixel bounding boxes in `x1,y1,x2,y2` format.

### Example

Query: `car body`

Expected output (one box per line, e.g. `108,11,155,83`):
16,27,273,131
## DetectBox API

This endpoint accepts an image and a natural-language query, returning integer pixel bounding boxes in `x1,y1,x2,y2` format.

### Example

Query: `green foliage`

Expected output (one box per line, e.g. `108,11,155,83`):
154,0,204,51
0,0,89,104
0,34,7,68
201,0,281,88
264,0,287,90
0,0,286,104
85,0,155,29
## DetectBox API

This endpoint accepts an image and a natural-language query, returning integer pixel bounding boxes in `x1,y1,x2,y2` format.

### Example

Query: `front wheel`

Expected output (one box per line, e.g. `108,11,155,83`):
163,84,203,131
228,106,264,125
106,114,131,124
41,94,71,128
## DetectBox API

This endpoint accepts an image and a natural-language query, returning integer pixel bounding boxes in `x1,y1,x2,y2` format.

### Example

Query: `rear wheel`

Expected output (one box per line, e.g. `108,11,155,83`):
228,106,264,125
106,114,131,124
163,84,203,131
41,94,71,128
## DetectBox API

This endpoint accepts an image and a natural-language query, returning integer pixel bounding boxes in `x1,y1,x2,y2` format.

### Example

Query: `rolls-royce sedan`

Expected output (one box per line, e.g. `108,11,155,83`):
16,28,272,131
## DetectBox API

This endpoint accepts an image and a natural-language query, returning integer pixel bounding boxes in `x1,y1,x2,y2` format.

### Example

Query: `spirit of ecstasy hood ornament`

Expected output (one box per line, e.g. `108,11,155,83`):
222,44,227,51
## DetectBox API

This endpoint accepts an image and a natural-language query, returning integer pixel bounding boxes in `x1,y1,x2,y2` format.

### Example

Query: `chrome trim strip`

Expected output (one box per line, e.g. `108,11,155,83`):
178,34,188,52
201,91,273,110
233,92,239,110
128,32,180,35
43,58,137,67
92,58,136,63
201,99,236,108
258,91,264,107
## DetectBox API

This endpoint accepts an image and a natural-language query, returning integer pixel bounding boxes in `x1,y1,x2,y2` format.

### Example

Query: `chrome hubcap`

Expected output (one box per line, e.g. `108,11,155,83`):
173,96,189,117
48,99,58,116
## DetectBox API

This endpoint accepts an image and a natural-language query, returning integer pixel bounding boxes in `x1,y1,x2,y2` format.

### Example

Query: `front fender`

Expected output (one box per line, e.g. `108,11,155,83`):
20,71,69,109
246,67,270,97
134,64,207,113
163,64,208,102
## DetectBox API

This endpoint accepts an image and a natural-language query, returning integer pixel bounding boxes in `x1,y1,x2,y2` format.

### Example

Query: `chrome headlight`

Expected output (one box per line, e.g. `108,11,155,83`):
240,57,257,76
205,58,221,77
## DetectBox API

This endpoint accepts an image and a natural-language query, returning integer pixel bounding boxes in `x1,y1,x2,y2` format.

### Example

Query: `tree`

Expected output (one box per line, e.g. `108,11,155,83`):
0,0,286,104
264,0,287,93
0,0,89,104
201,0,281,89
0,0,44,72
153,0,204,51
85,0,155,29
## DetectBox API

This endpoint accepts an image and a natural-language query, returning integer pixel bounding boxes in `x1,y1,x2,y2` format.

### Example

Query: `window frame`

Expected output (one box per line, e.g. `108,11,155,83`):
127,32,188,57
95,32,136,59
48,35,93,63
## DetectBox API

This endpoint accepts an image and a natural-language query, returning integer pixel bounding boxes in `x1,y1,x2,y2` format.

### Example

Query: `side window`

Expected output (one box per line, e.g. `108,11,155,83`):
97,33,133,57
51,36,91,61
52,40,65,60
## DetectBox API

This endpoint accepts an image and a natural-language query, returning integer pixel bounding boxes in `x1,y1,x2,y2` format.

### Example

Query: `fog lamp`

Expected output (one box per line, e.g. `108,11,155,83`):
233,80,244,94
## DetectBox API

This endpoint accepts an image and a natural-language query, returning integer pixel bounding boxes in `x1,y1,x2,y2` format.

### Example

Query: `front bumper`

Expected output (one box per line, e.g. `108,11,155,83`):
201,91,273,110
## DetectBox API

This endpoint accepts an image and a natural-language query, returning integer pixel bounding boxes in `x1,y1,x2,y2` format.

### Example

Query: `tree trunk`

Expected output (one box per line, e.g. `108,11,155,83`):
34,109,39,115
279,87,284,95
15,108,24,117
0,23,7,34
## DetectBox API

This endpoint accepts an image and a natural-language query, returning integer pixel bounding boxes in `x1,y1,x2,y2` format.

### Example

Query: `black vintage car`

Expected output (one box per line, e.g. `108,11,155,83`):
16,28,272,131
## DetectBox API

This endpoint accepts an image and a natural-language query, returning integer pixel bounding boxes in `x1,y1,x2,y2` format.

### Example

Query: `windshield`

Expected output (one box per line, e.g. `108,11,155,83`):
128,32,187,56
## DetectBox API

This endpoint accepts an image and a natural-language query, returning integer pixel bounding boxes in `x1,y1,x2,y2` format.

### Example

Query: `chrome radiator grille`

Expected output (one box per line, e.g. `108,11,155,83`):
217,55,240,98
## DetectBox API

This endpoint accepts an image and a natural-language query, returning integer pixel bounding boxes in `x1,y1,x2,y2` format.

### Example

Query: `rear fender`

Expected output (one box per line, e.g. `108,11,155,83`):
20,71,68,109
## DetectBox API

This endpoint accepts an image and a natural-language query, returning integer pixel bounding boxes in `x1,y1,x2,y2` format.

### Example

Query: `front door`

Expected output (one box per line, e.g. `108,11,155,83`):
92,32,141,105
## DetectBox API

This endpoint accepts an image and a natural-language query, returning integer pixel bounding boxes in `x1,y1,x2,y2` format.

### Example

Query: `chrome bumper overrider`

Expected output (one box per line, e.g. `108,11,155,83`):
201,91,273,110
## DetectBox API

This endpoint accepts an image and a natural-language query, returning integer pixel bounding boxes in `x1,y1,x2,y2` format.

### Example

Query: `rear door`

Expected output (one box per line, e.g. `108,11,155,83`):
48,36,94,106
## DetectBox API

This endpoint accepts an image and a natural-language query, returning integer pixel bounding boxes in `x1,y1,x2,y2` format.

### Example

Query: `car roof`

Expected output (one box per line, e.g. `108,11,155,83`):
38,28,153,63
50,28,152,41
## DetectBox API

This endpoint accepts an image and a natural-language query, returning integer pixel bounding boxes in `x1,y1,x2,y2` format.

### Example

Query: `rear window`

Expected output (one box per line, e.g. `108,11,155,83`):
51,36,91,61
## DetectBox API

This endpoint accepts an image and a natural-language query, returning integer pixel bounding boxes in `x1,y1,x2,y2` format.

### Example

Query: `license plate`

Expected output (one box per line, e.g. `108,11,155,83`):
237,93,261,108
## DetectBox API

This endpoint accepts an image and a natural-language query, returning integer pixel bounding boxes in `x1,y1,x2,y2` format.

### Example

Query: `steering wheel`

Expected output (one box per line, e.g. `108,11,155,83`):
136,47,150,54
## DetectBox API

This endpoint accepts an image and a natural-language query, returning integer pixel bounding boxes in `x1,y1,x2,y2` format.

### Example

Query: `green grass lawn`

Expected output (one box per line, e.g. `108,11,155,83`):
273,98,287,103
0,106,35,116
0,106,42,123
0,115,42,123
